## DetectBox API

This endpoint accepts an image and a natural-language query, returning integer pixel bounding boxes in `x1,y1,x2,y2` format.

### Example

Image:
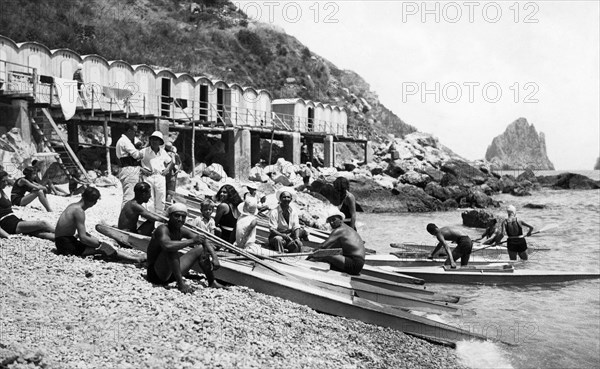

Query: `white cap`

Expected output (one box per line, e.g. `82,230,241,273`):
507,205,516,214
167,203,188,215
149,131,165,145
325,208,345,221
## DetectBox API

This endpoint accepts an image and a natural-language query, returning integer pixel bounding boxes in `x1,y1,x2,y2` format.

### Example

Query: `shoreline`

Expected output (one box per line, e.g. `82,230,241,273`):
1,187,468,368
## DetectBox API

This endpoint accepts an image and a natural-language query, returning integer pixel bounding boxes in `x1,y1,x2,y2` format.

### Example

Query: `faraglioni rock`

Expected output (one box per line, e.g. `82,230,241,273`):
485,118,555,170
595,157,600,170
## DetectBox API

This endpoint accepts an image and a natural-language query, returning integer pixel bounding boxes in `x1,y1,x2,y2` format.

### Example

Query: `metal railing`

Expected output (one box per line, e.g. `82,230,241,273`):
1,59,361,139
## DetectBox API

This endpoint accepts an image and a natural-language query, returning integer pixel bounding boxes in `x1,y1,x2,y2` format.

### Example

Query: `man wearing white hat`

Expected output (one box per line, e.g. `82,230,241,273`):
140,131,172,213
309,208,366,275
146,203,223,293
500,205,534,260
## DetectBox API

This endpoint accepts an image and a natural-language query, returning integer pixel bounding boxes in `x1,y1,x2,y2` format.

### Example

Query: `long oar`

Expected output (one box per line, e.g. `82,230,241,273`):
473,223,559,253
154,212,291,277
223,248,342,261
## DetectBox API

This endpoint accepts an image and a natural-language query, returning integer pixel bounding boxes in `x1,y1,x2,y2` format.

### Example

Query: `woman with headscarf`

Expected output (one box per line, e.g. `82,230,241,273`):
214,184,242,243
333,177,357,230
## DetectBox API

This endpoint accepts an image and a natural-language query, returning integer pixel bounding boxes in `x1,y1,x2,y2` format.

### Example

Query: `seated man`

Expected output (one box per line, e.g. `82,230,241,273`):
55,187,143,262
118,182,165,236
268,189,303,253
236,197,260,253
146,203,223,293
11,166,53,212
308,209,366,275
426,223,473,267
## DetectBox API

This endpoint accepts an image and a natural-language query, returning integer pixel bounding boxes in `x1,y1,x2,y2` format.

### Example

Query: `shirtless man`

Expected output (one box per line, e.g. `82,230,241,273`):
427,223,473,268
117,182,164,236
309,209,366,275
146,203,223,293
55,187,142,262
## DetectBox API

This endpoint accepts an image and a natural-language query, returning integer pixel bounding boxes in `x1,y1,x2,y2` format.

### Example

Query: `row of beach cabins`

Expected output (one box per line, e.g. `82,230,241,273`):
0,35,349,136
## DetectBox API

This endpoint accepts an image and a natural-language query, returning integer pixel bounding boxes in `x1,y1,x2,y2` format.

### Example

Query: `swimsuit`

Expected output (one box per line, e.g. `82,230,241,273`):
218,203,237,243
330,255,365,275
451,235,473,266
505,219,527,253
338,194,356,230
55,236,88,256
10,178,30,206
0,196,22,234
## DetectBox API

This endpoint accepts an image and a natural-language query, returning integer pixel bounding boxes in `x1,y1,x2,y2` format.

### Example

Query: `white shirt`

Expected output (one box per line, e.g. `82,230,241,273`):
115,134,143,159
140,147,171,175
268,205,300,233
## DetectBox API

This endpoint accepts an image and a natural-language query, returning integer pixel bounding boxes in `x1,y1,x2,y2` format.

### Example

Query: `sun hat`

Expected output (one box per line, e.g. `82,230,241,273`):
149,131,165,145
76,63,83,70
507,205,516,214
275,187,296,202
237,196,258,216
167,203,188,215
325,208,345,222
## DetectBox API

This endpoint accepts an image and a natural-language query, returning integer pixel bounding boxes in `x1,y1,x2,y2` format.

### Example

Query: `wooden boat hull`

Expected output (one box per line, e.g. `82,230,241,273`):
392,242,550,260
366,254,515,267
381,265,600,285
96,225,489,344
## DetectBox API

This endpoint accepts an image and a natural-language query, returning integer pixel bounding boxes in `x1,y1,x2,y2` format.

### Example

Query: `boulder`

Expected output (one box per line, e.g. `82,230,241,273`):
461,209,496,228
498,175,517,193
424,182,452,201
524,203,547,209
538,173,600,190
392,183,444,212
465,187,495,208
398,170,430,188
384,159,410,178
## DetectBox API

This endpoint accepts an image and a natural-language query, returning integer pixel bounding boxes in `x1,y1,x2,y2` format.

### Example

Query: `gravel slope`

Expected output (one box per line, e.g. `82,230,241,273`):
0,186,467,369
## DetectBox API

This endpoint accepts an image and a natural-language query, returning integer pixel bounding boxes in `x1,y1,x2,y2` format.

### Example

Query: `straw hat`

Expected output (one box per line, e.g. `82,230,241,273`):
325,208,345,222
237,197,258,216
275,187,296,202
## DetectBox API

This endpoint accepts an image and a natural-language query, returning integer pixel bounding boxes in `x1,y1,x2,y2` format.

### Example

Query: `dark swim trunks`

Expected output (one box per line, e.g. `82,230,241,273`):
147,264,176,285
55,236,88,256
507,238,528,253
450,236,473,266
0,214,23,234
331,255,365,275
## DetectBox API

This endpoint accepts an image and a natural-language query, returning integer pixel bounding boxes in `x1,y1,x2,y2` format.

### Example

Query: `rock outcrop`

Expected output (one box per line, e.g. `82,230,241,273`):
595,157,600,170
485,118,554,170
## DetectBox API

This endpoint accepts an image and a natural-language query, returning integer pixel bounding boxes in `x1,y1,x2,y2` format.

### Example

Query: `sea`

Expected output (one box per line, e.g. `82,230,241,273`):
357,170,600,369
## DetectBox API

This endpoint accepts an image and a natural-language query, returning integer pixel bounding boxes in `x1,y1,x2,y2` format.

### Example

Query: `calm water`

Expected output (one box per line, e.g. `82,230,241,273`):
357,170,600,369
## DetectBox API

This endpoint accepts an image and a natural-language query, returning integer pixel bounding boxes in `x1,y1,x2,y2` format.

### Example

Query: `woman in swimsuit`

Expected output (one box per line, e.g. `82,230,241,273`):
214,184,242,243
10,166,53,212
0,170,55,240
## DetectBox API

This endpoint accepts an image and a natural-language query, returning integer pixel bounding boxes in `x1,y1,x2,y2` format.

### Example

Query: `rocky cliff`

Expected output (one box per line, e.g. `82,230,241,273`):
595,157,600,170
485,118,554,170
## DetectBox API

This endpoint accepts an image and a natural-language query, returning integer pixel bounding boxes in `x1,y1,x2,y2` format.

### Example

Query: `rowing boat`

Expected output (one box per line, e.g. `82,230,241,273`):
96,225,492,345
380,264,600,285
365,254,516,267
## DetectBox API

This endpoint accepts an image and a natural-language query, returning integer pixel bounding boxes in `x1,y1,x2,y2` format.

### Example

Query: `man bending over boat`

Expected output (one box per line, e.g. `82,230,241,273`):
146,203,223,293
55,187,143,262
426,224,473,268
500,205,533,261
309,209,365,275
118,182,165,236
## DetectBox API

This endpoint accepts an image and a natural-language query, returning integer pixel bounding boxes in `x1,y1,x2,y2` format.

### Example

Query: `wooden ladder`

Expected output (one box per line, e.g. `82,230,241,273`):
30,108,91,184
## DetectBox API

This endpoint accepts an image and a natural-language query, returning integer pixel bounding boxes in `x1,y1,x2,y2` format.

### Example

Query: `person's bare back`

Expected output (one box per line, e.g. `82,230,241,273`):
117,200,143,231
55,202,84,238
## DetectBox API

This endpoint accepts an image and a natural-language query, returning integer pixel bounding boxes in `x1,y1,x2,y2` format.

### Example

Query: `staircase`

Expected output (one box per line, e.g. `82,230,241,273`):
30,108,91,184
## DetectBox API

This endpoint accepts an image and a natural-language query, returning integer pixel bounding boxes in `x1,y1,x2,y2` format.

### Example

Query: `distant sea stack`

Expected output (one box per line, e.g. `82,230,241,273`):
595,157,600,170
485,118,555,170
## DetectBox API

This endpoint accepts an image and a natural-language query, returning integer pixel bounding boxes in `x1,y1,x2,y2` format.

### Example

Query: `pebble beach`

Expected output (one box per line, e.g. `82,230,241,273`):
1,186,468,369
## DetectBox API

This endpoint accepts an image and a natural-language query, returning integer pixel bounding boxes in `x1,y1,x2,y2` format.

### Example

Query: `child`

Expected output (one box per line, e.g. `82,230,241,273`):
191,200,220,237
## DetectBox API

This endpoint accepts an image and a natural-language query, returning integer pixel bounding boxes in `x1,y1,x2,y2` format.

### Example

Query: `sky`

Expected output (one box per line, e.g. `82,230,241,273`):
234,0,600,170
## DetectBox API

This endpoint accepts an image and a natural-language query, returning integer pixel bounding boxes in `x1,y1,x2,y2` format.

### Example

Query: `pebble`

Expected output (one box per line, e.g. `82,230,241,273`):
1,187,468,369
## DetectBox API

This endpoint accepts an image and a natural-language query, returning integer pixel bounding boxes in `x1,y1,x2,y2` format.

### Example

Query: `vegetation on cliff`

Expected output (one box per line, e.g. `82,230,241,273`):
0,0,415,140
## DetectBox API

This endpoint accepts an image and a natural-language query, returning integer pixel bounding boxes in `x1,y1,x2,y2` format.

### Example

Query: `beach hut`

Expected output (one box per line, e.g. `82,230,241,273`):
106,60,135,112
50,48,82,79
338,107,348,136
195,76,215,123
227,83,244,126
241,87,259,126
17,41,52,76
155,69,176,118
173,73,196,121
272,98,315,132
131,64,157,116
256,90,272,127
82,54,110,106
320,104,333,134
0,36,22,92
213,80,229,125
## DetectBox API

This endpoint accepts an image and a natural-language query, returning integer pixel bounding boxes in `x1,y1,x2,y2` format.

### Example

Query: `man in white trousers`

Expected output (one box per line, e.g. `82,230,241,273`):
140,131,172,214
116,123,143,207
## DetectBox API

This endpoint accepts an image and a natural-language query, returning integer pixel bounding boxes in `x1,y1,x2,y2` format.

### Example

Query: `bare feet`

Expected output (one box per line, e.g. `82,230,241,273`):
210,280,227,289
178,282,194,294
